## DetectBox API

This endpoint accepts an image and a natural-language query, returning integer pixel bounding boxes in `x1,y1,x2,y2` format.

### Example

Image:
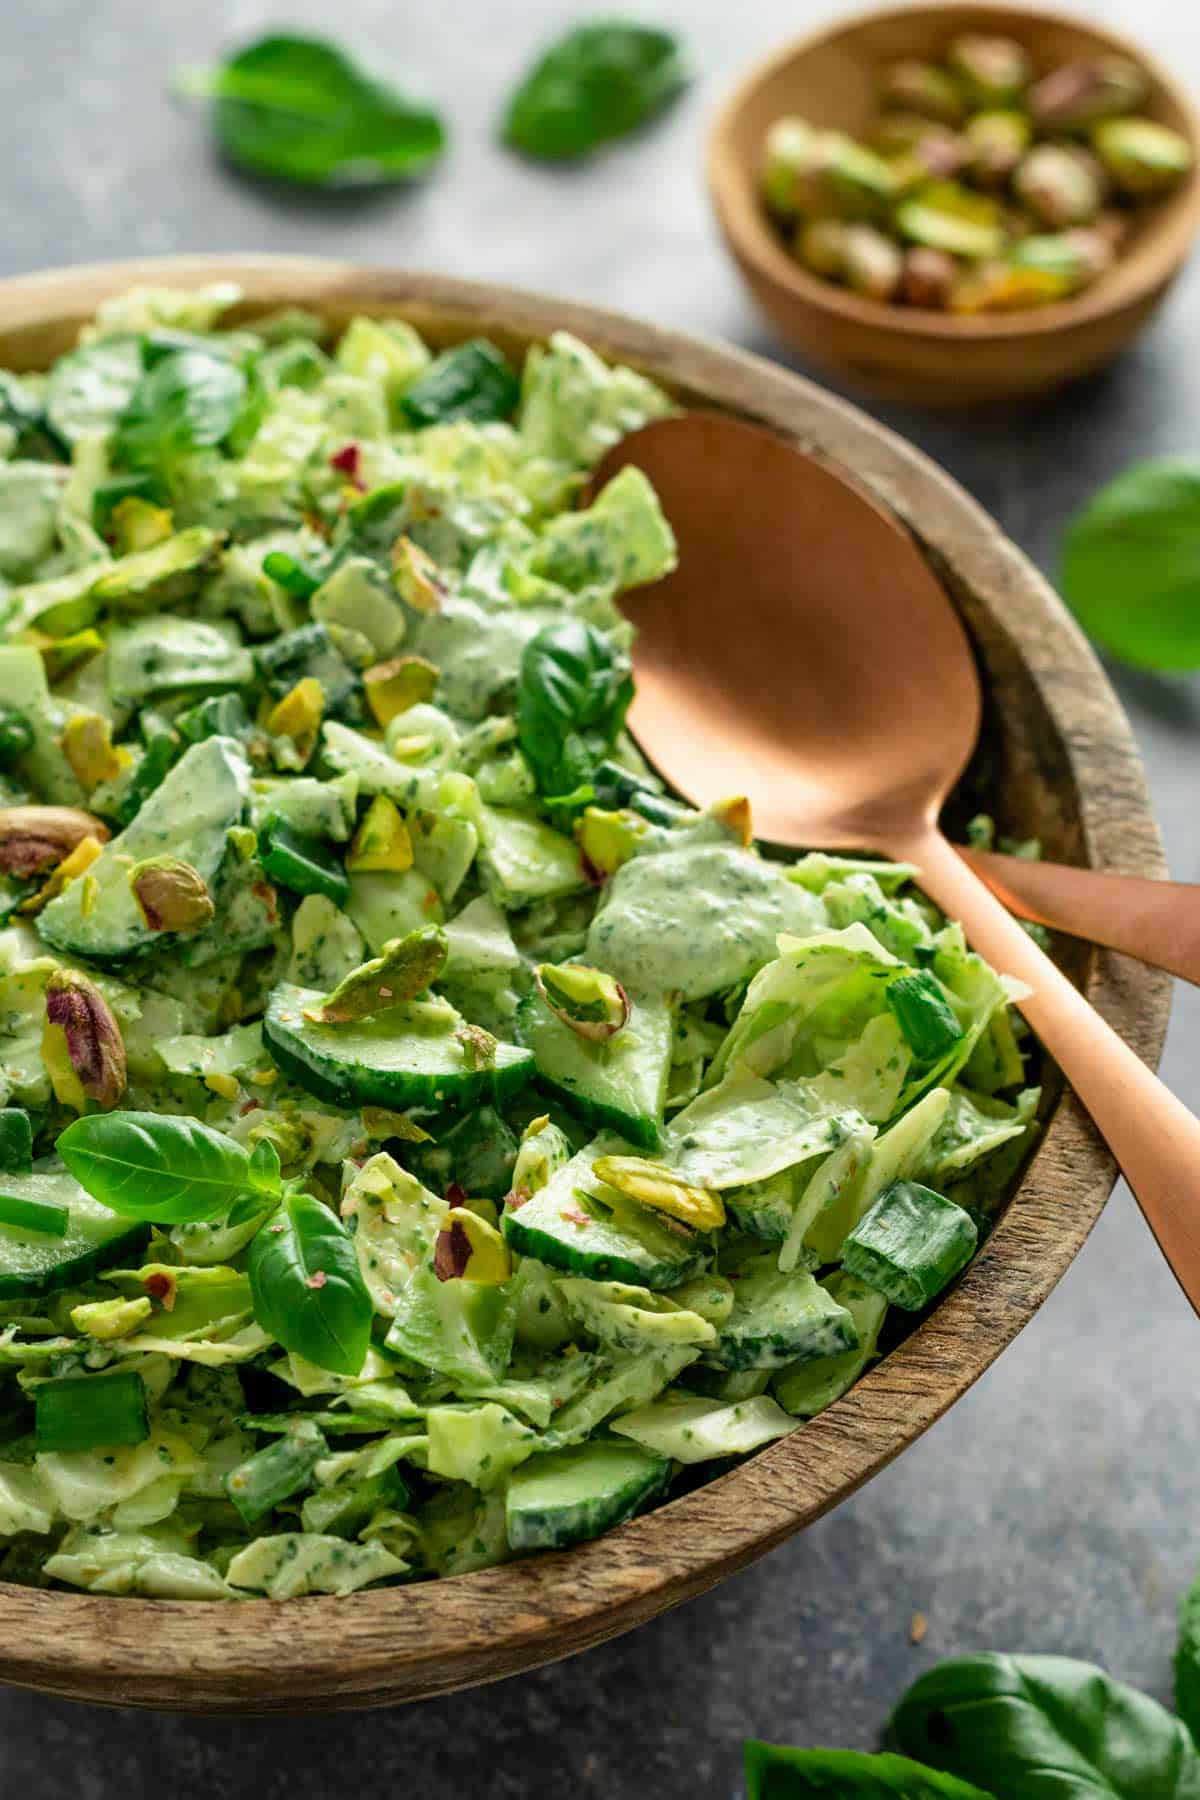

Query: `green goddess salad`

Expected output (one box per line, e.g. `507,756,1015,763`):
0,285,1038,1600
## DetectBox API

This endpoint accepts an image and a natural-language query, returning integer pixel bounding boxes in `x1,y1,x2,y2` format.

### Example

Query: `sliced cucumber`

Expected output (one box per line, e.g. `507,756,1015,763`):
705,1249,858,1372
38,736,250,960
505,1439,670,1553
476,805,586,908
517,987,672,1151
772,1271,888,1418
263,982,535,1111
501,1144,709,1291
841,1179,977,1311
0,1167,149,1298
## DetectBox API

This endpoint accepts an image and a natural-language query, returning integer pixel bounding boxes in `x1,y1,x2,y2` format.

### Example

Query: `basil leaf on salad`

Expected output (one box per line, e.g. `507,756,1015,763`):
114,347,247,472
501,20,689,160
175,33,446,188
888,1653,1200,1798
744,1741,997,1799
517,619,634,805
247,1189,372,1376
57,1111,282,1224
1061,457,1200,670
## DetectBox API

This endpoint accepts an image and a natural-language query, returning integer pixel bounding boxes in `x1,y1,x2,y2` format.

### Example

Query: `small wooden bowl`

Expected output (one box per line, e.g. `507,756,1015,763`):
709,3,1200,404
0,256,1170,1712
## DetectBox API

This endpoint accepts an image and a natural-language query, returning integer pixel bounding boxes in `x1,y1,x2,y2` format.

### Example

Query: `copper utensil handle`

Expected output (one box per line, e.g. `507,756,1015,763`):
910,828,1200,1314
963,846,1200,984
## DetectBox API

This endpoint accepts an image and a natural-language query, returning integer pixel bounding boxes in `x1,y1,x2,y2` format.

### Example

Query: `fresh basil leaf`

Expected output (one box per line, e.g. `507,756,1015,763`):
175,33,446,188
1176,1567,1200,1747
502,21,689,161
1061,457,1200,670
247,1189,372,1376
889,1654,1200,1798
248,1137,283,1193
0,371,65,461
401,340,519,428
226,1191,276,1230
516,620,633,806
57,1111,280,1224
745,1741,996,1798
44,336,146,448
114,348,247,472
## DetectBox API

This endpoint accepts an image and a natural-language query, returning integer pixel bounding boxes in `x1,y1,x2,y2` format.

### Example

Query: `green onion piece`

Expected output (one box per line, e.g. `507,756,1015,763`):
841,1179,978,1311
886,970,964,1061
223,1417,327,1525
35,1369,149,1453
259,817,349,905
0,1188,67,1237
0,1109,34,1175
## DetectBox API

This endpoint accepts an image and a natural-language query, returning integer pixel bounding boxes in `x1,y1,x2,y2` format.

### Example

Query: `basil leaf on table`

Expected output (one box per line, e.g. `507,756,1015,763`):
888,1653,1200,1798
501,20,689,160
745,1742,996,1799
57,1111,282,1224
517,620,633,805
1175,1573,1200,1747
175,33,446,188
247,1190,372,1376
114,348,246,472
1061,457,1200,671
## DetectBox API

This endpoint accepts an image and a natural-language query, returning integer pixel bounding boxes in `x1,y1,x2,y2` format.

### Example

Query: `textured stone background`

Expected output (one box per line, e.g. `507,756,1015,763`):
1,2,1199,1791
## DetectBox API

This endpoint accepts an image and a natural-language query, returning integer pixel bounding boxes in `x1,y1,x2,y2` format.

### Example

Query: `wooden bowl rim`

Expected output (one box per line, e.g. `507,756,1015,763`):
708,0,1200,343
0,255,1170,1712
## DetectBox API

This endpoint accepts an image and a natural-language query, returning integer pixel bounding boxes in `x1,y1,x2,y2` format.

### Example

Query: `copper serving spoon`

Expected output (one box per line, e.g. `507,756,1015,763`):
593,412,1200,1312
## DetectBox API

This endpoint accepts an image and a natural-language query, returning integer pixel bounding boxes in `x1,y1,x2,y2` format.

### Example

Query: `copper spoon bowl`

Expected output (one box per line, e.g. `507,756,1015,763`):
595,412,1200,1312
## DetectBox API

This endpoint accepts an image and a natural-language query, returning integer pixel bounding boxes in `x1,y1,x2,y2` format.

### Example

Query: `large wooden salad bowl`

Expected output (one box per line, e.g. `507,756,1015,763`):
0,256,1169,1713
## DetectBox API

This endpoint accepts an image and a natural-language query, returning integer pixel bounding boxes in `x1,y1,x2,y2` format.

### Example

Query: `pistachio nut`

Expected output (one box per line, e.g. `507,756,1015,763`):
1029,55,1148,133
795,217,849,278
18,832,104,915
363,653,439,728
346,794,414,873
899,246,959,309
712,795,754,847
23,627,104,685
433,1206,512,1284
795,131,897,220
43,968,127,1112
946,34,1031,108
129,856,216,933
361,1106,434,1143
69,1295,153,1340
762,116,820,217
879,59,967,125
266,676,324,742
1092,118,1194,198
575,805,647,878
1013,143,1105,229
895,181,1005,259
592,1155,725,1232
0,805,110,879
964,109,1032,187
109,495,174,555
841,224,904,301
392,536,447,613
61,714,131,792
455,1023,498,1071
303,925,448,1025
535,961,630,1041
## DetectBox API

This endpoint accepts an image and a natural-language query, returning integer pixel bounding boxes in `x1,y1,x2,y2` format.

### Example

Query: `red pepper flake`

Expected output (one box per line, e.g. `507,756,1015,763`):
580,853,607,888
329,443,364,487
239,1099,262,1116
433,1219,471,1281
251,881,279,924
143,1270,177,1311
445,1181,468,1207
503,1186,530,1213
306,1269,328,1289
561,1207,590,1228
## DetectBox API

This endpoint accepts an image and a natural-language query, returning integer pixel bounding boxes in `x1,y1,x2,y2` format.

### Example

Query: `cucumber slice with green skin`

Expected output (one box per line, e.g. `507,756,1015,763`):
264,982,535,1111
841,1179,977,1311
0,1110,33,1174
0,1169,149,1298
38,736,250,961
772,1271,888,1418
259,817,349,905
517,987,672,1152
705,1250,859,1372
505,1439,670,1553
501,1144,709,1290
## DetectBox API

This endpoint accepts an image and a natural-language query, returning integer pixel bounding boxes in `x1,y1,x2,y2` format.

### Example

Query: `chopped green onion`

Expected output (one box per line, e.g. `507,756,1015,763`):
224,1417,327,1524
841,1180,978,1311
35,1369,149,1453
0,1188,67,1238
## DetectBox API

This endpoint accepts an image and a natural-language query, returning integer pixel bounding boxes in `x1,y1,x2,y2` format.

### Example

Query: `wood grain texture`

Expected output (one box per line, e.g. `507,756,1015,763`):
0,256,1171,1713
708,2,1200,405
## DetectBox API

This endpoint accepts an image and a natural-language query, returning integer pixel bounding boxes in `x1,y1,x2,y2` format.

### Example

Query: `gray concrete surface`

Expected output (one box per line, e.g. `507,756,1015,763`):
1,1,1199,1791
